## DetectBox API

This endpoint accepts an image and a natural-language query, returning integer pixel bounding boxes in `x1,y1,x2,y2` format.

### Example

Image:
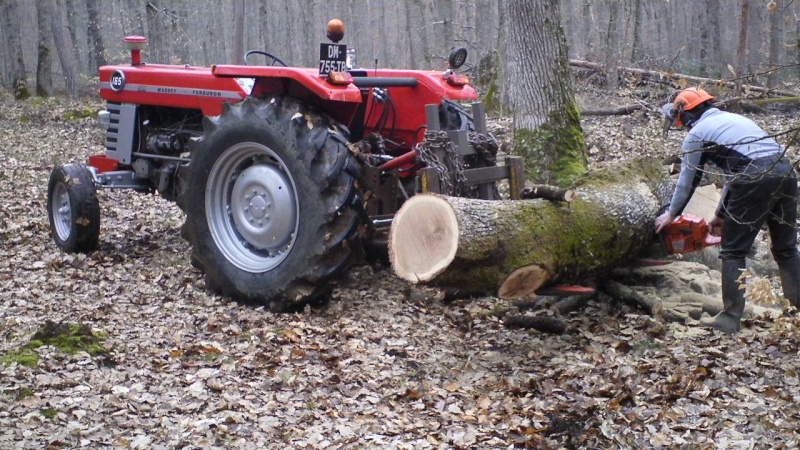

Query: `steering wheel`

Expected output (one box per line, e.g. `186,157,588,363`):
244,50,287,67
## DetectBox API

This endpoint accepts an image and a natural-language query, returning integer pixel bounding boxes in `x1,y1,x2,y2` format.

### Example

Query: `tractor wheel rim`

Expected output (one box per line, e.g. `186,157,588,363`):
52,182,72,241
206,142,299,273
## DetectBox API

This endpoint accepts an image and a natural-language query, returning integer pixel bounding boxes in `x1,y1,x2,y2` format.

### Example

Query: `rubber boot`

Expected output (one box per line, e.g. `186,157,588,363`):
778,255,800,309
701,259,747,333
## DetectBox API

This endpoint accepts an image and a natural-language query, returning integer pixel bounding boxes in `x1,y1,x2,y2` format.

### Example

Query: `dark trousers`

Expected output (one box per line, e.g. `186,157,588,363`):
719,157,799,263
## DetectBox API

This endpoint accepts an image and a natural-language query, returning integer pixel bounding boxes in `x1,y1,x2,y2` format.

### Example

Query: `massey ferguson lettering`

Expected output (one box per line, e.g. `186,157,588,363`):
136,85,229,98
192,89,222,97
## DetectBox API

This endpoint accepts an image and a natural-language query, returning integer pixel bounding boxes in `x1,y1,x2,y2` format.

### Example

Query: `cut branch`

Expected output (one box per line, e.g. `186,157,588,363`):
582,104,643,116
601,279,663,316
520,184,575,202
569,59,797,97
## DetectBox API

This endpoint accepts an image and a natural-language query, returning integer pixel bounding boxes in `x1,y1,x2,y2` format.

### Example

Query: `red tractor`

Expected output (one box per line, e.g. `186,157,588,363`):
47,20,524,310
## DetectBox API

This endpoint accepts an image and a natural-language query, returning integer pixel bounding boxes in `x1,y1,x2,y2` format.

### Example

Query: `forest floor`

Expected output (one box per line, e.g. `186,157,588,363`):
2,84,800,450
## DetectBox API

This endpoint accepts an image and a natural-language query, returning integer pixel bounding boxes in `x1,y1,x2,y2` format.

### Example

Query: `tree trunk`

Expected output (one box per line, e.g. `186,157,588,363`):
123,0,146,35
735,0,750,95
86,0,106,72
146,1,166,64
49,0,76,98
2,0,29,99
63,0,85,79
630,0,643,64
36,0,54,97
230,0,244,64
708,0,724,77
766,0,782,88
603,0,622,89
389,158,672,299
503,0,586,187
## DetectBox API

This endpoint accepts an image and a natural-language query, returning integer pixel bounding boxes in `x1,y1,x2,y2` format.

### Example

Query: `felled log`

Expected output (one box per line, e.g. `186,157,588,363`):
389,158,672,298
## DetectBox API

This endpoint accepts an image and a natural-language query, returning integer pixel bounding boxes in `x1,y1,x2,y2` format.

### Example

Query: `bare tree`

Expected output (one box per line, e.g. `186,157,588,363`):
503,0,586,186
231,0,244,64
146,1,170,64
735,0,750,94
122,0,146,36
603,0,623,88
36,0,54,97
766,0,782,88
699,0,723,77
86,0,107,71
51,0,76,98
64,0,86,78
629,0,643,64
2,0,29,99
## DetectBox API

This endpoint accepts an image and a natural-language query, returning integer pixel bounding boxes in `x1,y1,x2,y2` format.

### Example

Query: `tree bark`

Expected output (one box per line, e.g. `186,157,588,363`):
735,0,750,96
36,0,54,97
86,0,106,72
50,0,76,98
123,0,146,35
503,0,586,187
2,0,29,99
231,0,245,64
146,1,169,64
389,157,672,299
63,0,86,78
603,0,622,89
766,0,782,88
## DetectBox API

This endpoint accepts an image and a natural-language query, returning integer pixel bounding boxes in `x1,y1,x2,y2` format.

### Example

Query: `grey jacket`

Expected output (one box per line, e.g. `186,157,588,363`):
668,108,782,217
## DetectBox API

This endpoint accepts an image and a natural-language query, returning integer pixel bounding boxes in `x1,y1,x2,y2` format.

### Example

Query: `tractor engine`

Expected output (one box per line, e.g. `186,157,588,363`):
99,104,202,201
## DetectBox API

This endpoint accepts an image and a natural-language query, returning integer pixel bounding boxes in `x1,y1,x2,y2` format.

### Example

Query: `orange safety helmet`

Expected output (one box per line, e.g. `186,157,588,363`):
673,87,715,114
662,87,715,135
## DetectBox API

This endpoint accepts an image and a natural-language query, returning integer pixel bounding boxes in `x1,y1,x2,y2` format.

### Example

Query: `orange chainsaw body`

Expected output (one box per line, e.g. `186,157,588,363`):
660,214,722,254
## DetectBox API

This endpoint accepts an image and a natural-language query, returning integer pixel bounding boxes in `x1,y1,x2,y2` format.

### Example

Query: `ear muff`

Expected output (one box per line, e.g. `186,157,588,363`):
673,101,685,127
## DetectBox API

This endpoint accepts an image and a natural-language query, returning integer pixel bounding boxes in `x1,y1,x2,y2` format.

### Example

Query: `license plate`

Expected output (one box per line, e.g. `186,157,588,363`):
319,43,347,76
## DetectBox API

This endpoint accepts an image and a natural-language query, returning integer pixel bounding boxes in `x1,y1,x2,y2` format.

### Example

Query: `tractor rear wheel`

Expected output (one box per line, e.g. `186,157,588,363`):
46,164,101,253
182,96,366,310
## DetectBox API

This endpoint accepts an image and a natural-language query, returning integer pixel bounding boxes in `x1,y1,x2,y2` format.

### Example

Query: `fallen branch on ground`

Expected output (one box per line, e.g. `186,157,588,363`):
570,59,797,97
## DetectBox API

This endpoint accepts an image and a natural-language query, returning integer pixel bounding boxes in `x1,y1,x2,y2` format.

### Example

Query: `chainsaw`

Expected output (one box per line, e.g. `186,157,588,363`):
659,213,721,254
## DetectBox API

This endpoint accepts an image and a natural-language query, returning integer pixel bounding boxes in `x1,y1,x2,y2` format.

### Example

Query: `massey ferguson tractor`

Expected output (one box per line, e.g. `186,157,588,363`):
47,20,525,310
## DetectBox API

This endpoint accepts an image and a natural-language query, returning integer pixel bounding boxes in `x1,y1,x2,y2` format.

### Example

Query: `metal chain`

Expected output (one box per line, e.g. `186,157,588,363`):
416,130,467,195
415,130,500,196
468,132,498,165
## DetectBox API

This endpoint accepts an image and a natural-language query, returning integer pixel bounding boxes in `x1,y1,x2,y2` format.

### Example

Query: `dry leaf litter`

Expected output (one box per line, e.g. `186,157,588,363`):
1,87,800,449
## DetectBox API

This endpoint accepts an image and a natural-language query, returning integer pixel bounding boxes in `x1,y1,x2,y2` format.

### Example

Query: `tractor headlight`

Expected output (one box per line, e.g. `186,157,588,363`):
98,110,110,130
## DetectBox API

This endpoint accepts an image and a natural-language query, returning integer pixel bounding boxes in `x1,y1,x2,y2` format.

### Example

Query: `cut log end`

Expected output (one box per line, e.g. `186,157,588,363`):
389,195,459,283
498,265,551,299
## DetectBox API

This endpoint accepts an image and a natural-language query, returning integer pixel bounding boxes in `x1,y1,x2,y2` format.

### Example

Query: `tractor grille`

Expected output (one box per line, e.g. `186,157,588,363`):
104,102,137,165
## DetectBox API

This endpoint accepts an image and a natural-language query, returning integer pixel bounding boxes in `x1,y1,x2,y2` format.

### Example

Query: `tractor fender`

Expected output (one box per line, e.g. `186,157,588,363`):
211,65,362,102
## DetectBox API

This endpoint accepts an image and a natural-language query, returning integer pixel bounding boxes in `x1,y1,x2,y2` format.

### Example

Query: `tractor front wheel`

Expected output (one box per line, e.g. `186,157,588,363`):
182,96,366,310
46,164,101,253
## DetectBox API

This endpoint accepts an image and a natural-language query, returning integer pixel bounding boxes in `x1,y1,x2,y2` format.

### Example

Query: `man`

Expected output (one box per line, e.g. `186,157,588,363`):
655,87,800,333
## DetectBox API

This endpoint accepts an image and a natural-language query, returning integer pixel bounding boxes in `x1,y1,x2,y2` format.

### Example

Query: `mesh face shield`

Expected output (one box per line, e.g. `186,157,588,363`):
661,103,677,138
